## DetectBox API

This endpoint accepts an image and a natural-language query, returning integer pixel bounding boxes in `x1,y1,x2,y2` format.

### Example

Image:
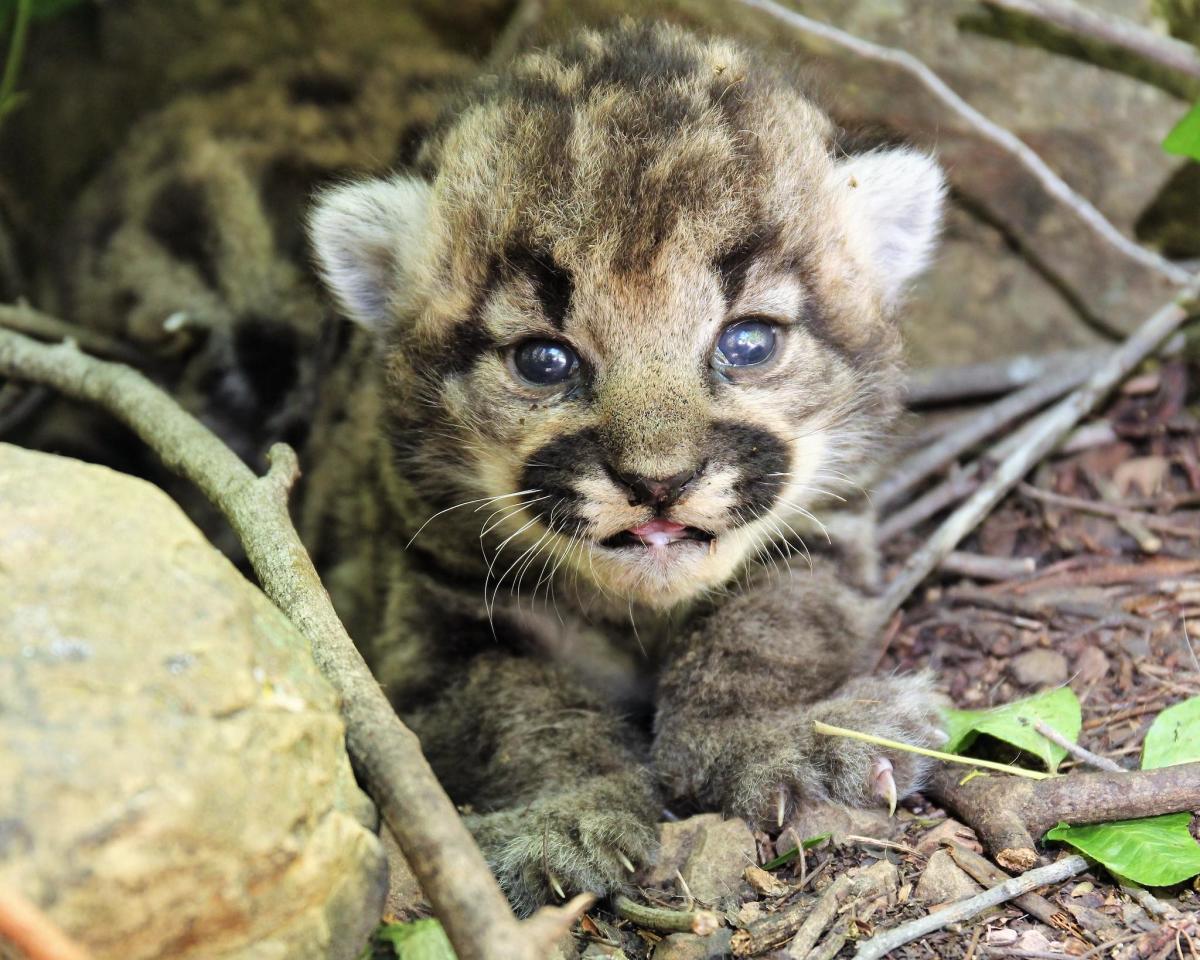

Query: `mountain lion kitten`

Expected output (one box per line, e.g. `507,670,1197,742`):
307,21,946,914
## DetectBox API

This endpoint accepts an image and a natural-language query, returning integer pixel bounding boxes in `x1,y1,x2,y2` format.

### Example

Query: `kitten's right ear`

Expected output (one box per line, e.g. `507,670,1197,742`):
308,175,432,331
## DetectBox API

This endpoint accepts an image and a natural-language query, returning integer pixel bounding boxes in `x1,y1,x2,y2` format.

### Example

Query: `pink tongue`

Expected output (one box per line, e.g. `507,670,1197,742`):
628,519,688,547
629,519,687,536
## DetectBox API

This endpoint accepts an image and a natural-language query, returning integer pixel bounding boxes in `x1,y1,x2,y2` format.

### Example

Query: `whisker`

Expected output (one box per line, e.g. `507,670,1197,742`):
406,488,540,548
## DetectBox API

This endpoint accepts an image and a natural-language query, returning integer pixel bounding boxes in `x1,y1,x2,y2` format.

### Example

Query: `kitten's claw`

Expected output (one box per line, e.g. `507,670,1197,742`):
775,784,787,828
617,851,636,874
549,873,566,900
871,756,897,816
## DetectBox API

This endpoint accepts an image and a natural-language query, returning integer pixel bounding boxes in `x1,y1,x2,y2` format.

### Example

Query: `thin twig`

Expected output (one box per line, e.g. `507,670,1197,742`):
735,0,1193,286
982,0,1200,81
947,585,1153,630
946,842,1096,942
813,721,1053,780
940,551,1036,581
731,862,896,958
878,467,981,543
0,326,586,960
904,348,1112,407
871,278,1200,633
485,0,544,69
878,360,1097,507
808,921,850,960
1020,484,1200,542
1031,720,1123,773
1120,882,1180,921
0,886,93,960
0,302,148,365
842,834,924,857
852,855,1089,960
613,895,719,936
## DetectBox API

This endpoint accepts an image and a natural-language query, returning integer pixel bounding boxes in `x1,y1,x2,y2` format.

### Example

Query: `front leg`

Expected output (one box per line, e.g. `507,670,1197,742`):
652,568,943,825
405,651,659,916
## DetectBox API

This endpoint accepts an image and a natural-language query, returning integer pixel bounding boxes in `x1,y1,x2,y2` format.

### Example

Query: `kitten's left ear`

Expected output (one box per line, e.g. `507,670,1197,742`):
308,175,433,331
836,148,946,310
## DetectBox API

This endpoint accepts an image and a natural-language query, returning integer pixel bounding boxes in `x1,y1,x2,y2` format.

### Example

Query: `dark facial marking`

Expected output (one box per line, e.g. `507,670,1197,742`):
423,246,573,381
788,254,857,366
714,226,778,306
502,245,574,330
517,429,603,537
708,420,790,518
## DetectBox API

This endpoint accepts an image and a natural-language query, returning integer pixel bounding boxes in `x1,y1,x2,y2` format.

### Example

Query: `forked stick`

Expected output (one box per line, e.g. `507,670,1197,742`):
0,320,587,960
929,762,1200,871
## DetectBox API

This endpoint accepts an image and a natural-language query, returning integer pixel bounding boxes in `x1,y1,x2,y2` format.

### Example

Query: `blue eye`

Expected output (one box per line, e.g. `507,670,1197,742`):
513,339,579,385
715,319,777,368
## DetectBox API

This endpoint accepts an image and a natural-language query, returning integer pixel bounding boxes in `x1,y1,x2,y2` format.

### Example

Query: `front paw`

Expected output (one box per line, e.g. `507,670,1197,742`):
722,674,945,825
465,773,659,916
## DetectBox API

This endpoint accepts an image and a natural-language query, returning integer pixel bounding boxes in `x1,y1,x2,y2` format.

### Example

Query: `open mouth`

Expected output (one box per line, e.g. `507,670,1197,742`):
599,518,716,549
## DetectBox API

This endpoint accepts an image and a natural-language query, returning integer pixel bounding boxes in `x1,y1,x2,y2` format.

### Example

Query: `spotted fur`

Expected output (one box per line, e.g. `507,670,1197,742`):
307,22,947,915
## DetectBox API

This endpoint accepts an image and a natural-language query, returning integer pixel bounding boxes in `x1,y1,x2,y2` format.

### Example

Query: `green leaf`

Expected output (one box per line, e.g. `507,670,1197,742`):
1164,101,1200,161
1142,696,1200,769
942,687,1081,772
762,833,831,870
376,920,457,960
1046,814,1200,887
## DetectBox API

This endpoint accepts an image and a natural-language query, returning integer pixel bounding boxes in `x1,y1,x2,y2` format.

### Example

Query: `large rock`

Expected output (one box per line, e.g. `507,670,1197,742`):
0,444,386,960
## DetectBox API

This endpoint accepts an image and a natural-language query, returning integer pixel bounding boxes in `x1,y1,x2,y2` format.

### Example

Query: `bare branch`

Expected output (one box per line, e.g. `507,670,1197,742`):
613,895,719,936
876,358,1097,508
945,842,1095,940
729,861,897,957
851,855,1089,960
939,551,1036,581
870,278,1200,634
983,0,1200,82
1020,483,1200,543
0,886,93,960
929,762,1200,871
0,300,148,365
486,0,544,68
735,0,1194,287
877,467,981,544
0,320,578,960
903,348,1111,407
1032,720,1123,773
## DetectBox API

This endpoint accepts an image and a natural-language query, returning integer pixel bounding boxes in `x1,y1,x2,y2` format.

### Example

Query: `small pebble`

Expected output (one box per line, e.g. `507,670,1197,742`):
1009,648,1068,687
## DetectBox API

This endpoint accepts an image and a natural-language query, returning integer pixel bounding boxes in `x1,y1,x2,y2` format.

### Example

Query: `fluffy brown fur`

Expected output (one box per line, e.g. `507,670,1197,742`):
304,21,948,915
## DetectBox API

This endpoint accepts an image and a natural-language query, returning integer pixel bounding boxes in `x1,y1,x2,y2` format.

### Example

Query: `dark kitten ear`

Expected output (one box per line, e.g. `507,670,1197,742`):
307,175,432,331
835,149,946,309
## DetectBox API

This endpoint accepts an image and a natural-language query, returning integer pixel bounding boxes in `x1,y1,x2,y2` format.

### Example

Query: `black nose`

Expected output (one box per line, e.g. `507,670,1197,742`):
608,465,700,510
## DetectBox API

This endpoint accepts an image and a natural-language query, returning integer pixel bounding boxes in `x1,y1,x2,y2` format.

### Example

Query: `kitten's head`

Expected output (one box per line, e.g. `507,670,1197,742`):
309,22,944,609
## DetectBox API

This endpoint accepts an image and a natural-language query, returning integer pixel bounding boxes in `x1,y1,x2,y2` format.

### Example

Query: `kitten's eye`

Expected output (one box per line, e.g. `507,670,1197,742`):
715,319,777,368
513,339,579,385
